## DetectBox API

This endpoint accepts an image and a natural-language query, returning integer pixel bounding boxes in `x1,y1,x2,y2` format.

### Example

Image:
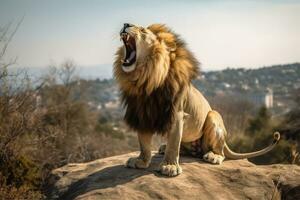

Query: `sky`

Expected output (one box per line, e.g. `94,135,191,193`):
0,0,299,78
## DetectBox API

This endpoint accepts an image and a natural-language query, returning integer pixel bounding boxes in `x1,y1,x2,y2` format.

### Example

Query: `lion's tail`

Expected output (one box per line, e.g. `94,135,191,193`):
224,132,280,160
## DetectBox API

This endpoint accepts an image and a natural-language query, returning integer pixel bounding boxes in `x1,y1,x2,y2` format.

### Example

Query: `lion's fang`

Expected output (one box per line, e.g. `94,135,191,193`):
121,59,129,64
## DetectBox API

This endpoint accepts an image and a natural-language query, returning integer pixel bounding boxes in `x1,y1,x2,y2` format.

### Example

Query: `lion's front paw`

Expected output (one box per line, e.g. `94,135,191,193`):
158,162,182,177
203,151,224,165
125,157,150,169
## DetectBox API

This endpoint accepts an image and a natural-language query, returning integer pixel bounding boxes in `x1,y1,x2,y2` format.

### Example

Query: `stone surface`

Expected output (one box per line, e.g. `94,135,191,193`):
49,152,300,200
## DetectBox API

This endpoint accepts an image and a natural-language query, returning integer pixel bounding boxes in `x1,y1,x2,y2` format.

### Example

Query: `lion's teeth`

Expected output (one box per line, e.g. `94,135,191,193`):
121,59,129,64
126,35,129,41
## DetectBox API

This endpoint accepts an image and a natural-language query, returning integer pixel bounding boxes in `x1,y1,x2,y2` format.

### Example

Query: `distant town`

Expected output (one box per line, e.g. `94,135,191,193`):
24,63,300,117
62,63,298,117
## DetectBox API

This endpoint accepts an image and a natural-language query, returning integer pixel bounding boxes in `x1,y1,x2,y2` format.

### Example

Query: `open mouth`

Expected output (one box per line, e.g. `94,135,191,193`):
121,32,136,67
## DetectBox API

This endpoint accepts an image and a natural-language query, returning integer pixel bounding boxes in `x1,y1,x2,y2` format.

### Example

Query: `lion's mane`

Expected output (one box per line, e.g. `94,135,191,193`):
114,24,199,134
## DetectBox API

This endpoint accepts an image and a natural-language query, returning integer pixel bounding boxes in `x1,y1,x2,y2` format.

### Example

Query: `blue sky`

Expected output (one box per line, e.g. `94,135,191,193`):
0,0,299,77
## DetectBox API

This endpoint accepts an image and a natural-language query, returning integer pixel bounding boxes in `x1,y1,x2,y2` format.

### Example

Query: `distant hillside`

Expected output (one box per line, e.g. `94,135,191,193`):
77,63,299,114
195,63,300,97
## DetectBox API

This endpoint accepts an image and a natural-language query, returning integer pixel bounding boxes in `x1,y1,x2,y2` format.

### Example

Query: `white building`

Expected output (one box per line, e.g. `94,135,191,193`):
249,88,273,108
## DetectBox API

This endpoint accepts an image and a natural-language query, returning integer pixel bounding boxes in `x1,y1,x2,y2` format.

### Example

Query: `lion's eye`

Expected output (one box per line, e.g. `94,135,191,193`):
141,33,146,40
140,28,147,33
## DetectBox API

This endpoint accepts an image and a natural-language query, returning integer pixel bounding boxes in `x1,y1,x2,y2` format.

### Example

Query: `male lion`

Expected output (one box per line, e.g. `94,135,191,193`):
114,23,280,177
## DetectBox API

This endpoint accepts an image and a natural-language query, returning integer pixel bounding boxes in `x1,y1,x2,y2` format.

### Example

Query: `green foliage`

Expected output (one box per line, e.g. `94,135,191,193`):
0,179,43,200
228,106,294,165
2,156,40,188
0,154,44,199
249,136,291,164
246,106,271,134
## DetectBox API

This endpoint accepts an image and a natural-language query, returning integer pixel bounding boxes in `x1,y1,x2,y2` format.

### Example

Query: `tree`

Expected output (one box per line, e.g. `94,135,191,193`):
246,106,271,134
0,20,44,199
278,88,300,164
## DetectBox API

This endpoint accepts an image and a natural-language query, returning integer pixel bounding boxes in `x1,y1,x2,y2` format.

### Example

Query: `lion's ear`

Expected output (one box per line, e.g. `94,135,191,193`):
157,32,177,52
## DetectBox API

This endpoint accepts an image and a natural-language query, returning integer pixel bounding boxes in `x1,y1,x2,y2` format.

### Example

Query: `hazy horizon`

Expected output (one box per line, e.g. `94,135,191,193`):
1,0,300,76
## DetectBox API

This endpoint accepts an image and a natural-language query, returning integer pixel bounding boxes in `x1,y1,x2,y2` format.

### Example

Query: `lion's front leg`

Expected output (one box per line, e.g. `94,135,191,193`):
126,132,152,169
159,110,184,176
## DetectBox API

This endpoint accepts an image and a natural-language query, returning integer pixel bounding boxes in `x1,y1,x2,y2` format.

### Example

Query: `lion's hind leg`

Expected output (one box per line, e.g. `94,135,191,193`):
203,151,225,164
201,110,226,165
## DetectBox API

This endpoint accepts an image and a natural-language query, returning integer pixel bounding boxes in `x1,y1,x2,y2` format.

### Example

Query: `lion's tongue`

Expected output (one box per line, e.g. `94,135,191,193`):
123,51,136,64
128,50,135,61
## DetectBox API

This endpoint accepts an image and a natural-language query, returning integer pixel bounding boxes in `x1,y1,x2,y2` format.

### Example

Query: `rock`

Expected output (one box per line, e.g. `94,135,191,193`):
49,152,300,200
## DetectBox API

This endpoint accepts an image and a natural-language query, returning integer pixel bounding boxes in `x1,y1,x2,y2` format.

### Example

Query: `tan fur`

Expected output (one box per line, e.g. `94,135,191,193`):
114,24,198,97
114,42,170,96
126,132,152,169
115,23,280,176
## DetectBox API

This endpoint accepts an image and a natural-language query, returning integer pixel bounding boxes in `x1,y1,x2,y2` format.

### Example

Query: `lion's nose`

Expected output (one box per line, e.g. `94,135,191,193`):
121,23,133,34
124,23,133,28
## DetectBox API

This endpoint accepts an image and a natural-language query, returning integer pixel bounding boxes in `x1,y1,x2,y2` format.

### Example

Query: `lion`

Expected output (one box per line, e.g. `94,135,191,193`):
114,23,280,177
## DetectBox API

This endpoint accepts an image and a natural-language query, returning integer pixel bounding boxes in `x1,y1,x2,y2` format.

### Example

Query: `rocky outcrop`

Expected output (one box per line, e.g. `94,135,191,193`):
49,152,300,200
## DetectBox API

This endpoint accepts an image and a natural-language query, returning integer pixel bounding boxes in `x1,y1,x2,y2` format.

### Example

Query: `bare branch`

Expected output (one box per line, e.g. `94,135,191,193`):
0,17,24,60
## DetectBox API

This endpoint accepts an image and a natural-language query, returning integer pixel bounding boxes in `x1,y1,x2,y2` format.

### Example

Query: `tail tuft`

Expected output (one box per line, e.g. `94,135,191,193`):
273,132,280,143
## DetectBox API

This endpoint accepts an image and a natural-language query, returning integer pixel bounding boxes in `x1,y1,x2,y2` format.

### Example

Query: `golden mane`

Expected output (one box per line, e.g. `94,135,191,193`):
114,24,200,134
